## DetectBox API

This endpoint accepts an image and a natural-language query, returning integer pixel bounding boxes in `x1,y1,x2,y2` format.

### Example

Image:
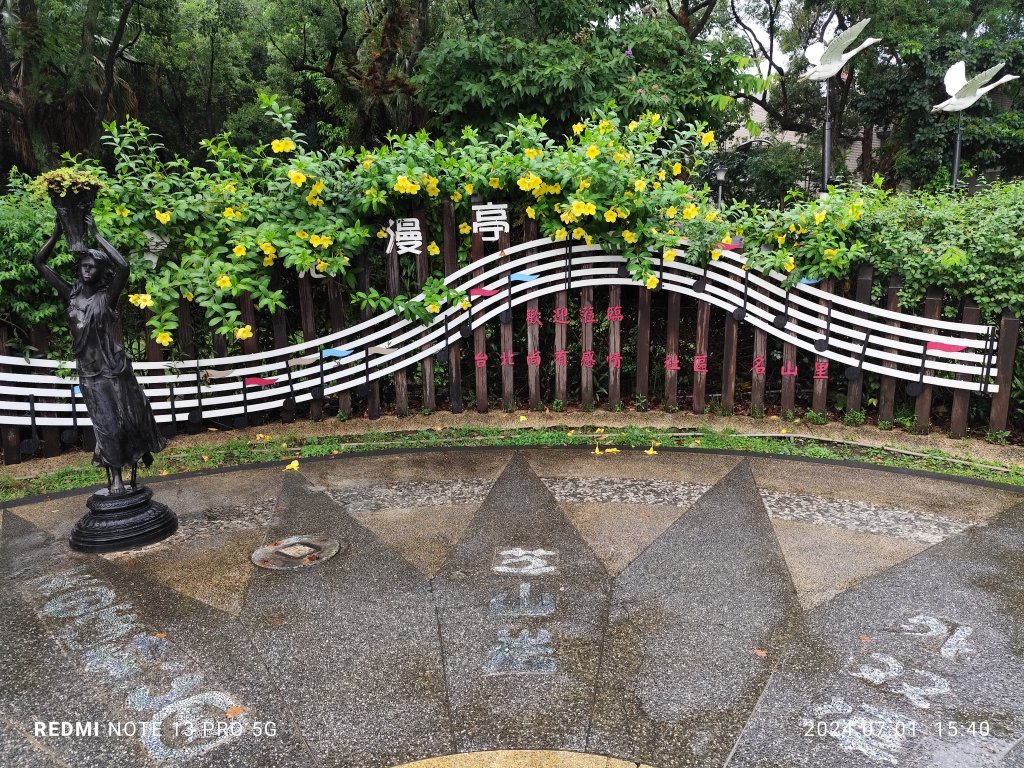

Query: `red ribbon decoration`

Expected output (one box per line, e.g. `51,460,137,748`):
469,288,500,297
926,341,968,353
245,376,279,386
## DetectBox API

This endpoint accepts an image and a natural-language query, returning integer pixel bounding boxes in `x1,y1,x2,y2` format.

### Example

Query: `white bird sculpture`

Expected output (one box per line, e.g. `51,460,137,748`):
932,61,1019,112
800,18,881,81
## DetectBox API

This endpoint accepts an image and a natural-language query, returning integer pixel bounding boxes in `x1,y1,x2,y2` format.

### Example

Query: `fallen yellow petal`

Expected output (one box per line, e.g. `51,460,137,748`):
566,430,575,436
284,459,300,471
519,415,527,421
201,455,209,462
604,447,620,454
595,427,605,434
593,444,603,455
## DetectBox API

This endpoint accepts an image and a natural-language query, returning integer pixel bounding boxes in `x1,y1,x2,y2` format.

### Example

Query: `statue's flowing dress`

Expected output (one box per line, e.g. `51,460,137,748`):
68,284,166,468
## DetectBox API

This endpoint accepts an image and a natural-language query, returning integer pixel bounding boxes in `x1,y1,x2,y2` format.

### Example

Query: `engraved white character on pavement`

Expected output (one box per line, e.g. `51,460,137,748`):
483,628,557,675
489,582,556,616
492,547,559,575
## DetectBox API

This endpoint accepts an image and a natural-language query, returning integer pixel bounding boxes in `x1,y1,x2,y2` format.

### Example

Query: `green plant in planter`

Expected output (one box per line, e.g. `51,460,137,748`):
34,167,106,198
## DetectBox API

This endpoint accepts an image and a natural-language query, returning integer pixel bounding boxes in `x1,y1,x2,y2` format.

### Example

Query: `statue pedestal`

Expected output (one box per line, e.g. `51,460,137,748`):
70,485,178,553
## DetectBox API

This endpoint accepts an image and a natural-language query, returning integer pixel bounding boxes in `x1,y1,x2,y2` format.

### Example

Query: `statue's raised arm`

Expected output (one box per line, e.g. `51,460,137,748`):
33,219,72,303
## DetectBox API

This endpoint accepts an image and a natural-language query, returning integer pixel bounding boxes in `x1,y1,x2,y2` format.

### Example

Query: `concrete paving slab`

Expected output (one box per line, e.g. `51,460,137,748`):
239,472,453,767
355,504,480,578
729,500,1024,767
772,519,931,610
300,449,514,490
433,453,611,753
522,448,740,485
588,459,802,767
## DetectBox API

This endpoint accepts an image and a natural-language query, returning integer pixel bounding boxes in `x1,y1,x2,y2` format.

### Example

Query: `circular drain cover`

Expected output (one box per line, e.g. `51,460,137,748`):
251,535,342,570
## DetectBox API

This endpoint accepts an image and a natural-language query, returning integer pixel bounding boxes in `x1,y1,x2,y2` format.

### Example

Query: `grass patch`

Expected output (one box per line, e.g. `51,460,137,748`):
3,425,1023,502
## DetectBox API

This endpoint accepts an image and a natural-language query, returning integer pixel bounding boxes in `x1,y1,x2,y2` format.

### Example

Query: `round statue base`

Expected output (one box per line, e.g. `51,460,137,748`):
70,485,178,553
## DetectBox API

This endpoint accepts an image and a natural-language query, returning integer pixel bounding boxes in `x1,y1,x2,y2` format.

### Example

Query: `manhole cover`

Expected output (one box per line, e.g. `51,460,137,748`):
251,535,342,570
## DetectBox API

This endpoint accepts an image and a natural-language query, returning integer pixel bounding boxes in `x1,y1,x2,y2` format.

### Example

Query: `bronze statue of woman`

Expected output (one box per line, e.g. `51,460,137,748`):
33,215,166,494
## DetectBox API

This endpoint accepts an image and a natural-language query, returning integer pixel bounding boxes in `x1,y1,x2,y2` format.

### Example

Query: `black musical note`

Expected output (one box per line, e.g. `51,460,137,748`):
187,358,204,430
500,272,513,325
773,289,792,330
732,270,750,321
813,297,834,352
845,332,872,381
356,348,371,398
980,326,995,395
311,346,326,402
61,385,81,446
692,260,711,293
281,365,297,423
20,394,41,455
234,376,249,430
905,339,929,397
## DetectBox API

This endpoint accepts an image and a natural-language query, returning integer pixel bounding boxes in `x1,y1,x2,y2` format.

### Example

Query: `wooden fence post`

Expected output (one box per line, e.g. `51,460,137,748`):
554,291,568,406
384,222,409,417
607,286,622,409
414,210,435,413
721,309,738,414
692,300,710,413
845,264,874,413
949,299,981,438
326,276,352,418
0,324,20,465
636,285,651,409
877,274,903,425
237,293,259,355
913,287,944,434
498,228,514,411
811,279,834,415
176,300,196,358
750,328,768,418
470,196,489,413
663,292,680,410
779,338,797,416
989,308,1020,434
297,272,323,420
269,265,289,351
524,220,541,410
580,286,595,409
355,250,380,419
442,199,463,414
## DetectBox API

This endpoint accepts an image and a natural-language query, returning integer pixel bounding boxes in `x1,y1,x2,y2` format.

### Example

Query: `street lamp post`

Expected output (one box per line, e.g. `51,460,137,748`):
715,163,727,208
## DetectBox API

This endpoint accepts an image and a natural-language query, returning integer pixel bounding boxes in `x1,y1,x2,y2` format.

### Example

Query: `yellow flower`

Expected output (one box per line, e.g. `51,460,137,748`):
181,291,193,302
585,144,600,159
459,222,471,235
489,177,501,189
722,234,733,244
622,230,637,244
284,460,299,471
221,182,237,194
571,200,587,217
517,172,542,192
271,138,296,153
377,228,389,239
316,259,329,272
598,119,613,134
594,444,603,455
362,157,374,169
132,293,154,309
711,249,722,261
645,443,658,455
288,169,306,186
464,183,474,195
215,274,232,290
393,175,420,194
824,248,839,260
572,227,586,239
657,170,667,181
154,210,171,224
652,181,661,189
784,256,795,272
460,299,471,310
701,131,715,147
573,123,585,135
663,206,676,218
814,210,827,225
155,331,172,346
524,147,542,160
634,179,646,191
319,235,333,248
705,210,718,222
604,209,618,223
263,255,275,267
595,427,604,433
628,120,639,132
526,206,536,219
115,206,131,218
582,202,596,216
553,228,568,241
309,234,323,247
427,241,440,256
234,324,253,340
427,303,440,314
672,162,682,175
646,275,659,289
452,191,463,202
306,194,323,207
605,447,621,454
519,415,527,421
297,230,309,240
423,175,440,197
682,203,699,220
233,244,247,256
776,234,787,246
664,249,677,262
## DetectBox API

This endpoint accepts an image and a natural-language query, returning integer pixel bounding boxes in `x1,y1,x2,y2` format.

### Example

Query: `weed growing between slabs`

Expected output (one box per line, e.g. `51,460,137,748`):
3,425,1024,502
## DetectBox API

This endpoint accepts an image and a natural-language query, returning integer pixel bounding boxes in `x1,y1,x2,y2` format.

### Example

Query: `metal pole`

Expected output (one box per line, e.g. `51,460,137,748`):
952,111,963,191
716,181,723,208
822,83,832,192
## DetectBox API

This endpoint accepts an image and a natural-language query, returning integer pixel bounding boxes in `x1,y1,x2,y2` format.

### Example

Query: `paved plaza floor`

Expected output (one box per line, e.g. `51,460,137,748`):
2,447,1024,768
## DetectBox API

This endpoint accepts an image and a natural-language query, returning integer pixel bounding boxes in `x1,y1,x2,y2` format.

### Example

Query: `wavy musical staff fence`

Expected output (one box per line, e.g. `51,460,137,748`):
0,204,1018,464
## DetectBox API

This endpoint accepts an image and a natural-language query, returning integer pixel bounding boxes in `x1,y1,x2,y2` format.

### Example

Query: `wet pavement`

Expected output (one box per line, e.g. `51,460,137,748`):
2,447,1023,768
